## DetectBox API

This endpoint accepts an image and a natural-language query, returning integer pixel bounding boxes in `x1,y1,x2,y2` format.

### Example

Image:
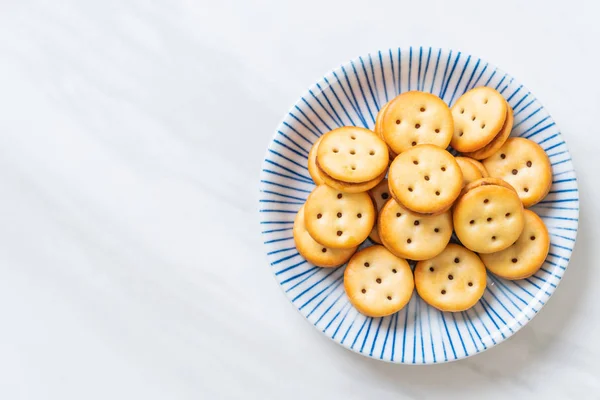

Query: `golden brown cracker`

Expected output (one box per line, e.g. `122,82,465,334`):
414,244,487,312
453,178,525,253
451,87,507,152
344,245,414,317
317,126,389,183
388,144,463,214
293,206,356,267
304,185,375,249
381,91,453,154
378,198,453,260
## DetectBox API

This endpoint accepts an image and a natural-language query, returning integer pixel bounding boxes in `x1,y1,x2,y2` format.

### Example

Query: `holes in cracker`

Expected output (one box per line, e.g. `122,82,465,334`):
413,160,419,165
387,295,392,300
369,150,375,156
357,213,362,218
460,108,465,114
337,230,343,236
454,258,460,263
500,153,506,159
420,107,426,112
337,193,343,199
491,235,497,241
448,274,454,280
351,165,356,170
414,220,420,226
441,289,447,295
527,160,532,167
337,212,342,218
376,278,382,284
361,288,366,293
524,187,529,193
505,212,511,218
484,199,489,204
487,217,492,222
512,169,518,175
429,266,435,272
392,268,397,274
435,191,440,196
470,220,475,225
411,141,417,146
364,262,370,267
441,166,446,171
350,135,356,140
471,115,476,121
481,123,486,129
435,128,440,133
396,119,401,125
531,235,536,241
468,282,473,287
511,258,518,263
434,227,440,233
396,212,402,217
406,238,412,244
317,213,323,219
484,98,488,104
424,175,430,181
349,149,356,155
415,123,421,129
408,187,413,192
459,131,464,137
382,192,389,200
321,248,327,253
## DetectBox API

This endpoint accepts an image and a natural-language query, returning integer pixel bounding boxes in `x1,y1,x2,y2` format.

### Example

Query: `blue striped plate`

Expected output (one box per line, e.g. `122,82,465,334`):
259,47,578,364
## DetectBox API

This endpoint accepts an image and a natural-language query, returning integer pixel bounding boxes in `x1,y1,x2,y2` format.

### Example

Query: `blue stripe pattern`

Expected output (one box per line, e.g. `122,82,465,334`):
260,47,578,364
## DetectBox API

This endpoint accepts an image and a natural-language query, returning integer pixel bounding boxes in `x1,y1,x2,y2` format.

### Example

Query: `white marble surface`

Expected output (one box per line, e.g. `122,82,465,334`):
0,0,598,398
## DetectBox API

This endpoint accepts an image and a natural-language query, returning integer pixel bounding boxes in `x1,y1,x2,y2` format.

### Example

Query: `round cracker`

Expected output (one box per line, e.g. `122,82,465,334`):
344,245,414,317
463,104,513,160
451,87,507,152
388,144,463,214
414,244,487,312
381,91,453,154
453,178,524,253
480,209,550,280
482,137,552,207
293,206,356,267
304,185,375,249
367,178,390,243
455,156,483,187
317,126,389,183
308,137,325,185
378,198,453,260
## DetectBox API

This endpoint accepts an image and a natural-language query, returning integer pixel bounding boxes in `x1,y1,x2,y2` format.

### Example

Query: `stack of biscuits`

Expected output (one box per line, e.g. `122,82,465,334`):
294,87,552,318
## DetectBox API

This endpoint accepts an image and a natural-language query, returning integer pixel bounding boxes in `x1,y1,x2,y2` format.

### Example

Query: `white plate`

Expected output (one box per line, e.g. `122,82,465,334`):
259,47,579,363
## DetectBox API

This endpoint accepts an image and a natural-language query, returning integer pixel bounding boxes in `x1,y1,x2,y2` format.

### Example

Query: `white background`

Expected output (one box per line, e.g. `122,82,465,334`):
0,0,598,398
